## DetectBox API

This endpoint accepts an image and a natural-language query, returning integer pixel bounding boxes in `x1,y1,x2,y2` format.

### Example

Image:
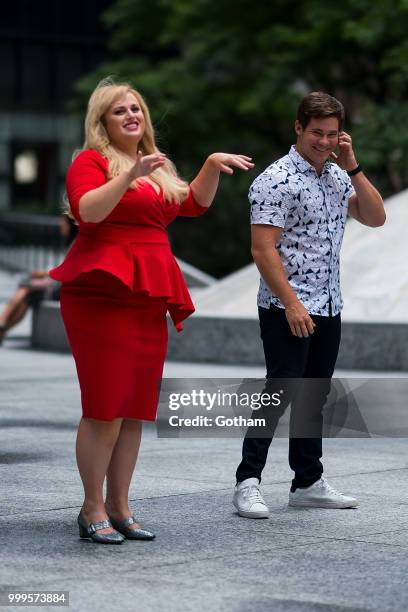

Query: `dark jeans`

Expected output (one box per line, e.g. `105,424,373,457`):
236,304,341,490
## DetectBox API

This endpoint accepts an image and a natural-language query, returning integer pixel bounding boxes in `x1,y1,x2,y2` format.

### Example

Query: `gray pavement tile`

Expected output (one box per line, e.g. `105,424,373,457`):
183,540,408,612
257,489,408,541
357,529,408,547
0,464,227,515
331,468,408,501
2,528,404,612
1,509,318,571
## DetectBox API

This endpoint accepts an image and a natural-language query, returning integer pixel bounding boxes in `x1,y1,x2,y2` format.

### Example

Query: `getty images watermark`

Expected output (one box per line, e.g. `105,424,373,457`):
156,377,408,438
166,387,283,428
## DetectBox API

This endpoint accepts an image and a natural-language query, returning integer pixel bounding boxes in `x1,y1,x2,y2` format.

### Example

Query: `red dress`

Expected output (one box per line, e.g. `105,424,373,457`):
49,149,207,421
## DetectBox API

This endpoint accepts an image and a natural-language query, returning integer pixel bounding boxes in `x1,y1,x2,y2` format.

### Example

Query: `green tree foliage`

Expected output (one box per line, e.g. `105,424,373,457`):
75,0,408,276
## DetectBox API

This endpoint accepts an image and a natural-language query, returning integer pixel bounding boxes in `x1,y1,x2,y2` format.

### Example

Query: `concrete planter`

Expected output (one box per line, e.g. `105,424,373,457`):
32,302,408,371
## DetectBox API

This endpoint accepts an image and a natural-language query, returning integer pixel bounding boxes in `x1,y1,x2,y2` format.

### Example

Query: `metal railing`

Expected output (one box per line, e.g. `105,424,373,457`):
0,211,67,272
0,245,65,272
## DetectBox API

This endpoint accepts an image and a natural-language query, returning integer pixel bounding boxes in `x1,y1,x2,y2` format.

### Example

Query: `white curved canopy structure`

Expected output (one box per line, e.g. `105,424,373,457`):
195,189,407,322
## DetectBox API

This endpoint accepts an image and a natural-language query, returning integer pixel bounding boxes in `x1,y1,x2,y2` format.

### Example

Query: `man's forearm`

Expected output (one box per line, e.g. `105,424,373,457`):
252,246,299,308
350,172,385,227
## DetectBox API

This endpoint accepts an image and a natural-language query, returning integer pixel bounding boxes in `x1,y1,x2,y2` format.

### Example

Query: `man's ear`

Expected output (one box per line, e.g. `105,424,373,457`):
294,120,302,137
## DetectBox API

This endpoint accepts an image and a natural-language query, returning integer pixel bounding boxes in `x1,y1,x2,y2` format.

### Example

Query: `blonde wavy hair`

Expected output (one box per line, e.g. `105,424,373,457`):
67,78,189,216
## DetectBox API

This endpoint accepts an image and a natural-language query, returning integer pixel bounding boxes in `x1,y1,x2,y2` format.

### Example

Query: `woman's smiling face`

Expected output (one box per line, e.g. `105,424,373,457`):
103,91,145,150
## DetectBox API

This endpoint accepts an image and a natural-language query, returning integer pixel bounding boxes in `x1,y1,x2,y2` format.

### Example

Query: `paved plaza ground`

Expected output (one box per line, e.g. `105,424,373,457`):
1,269,408,612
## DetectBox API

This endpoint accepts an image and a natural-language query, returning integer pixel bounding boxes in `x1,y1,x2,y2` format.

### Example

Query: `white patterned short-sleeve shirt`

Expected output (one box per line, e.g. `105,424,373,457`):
250,145,355,316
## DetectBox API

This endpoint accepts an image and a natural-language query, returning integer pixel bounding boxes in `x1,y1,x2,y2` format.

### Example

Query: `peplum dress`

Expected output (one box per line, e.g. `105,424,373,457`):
49,149,208,421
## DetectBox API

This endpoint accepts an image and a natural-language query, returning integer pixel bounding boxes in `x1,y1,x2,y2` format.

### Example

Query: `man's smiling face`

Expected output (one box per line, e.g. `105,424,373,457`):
295,116,339,169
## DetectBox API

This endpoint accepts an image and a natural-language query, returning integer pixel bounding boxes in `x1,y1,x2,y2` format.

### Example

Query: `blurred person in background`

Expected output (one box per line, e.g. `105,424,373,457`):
0,215,77,345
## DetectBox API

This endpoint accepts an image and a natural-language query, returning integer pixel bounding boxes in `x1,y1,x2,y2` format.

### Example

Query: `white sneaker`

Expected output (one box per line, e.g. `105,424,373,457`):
288,477,358,509
233,477,270,518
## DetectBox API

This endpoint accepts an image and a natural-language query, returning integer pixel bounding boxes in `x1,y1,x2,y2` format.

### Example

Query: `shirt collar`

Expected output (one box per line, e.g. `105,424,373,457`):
288,145,331,176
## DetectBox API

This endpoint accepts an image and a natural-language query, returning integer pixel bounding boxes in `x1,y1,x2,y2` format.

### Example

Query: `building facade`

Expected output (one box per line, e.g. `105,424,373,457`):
0,0,112,213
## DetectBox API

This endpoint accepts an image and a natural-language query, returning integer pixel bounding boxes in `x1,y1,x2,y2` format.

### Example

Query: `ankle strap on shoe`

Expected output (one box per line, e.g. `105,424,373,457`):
89,519,112,533
118,515,137,527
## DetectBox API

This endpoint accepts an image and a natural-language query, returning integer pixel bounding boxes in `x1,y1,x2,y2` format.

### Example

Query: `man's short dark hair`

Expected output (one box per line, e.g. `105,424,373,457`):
297,92,345,130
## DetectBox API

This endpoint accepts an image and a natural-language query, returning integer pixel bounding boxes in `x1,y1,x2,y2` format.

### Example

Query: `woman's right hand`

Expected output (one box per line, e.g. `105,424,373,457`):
78,150,168,223
128,151,167,180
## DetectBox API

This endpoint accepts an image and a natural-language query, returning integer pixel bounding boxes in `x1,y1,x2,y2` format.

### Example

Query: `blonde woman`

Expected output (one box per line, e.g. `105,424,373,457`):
49,80,254,544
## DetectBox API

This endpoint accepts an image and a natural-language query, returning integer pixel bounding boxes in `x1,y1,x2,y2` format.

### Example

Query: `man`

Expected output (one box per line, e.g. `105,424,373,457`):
233,92,385,518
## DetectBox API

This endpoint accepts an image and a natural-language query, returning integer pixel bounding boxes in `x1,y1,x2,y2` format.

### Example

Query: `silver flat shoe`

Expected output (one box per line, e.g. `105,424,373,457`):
77,511,125,544
108,514,155,540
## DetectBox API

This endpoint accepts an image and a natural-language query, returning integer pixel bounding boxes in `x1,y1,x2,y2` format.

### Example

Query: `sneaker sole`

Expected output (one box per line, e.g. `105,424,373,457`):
288,499,358,509
234,506,270,519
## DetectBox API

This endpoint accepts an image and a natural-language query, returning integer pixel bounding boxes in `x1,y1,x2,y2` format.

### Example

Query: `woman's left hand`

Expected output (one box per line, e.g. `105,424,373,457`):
207,153,254,175
189,152,255,208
